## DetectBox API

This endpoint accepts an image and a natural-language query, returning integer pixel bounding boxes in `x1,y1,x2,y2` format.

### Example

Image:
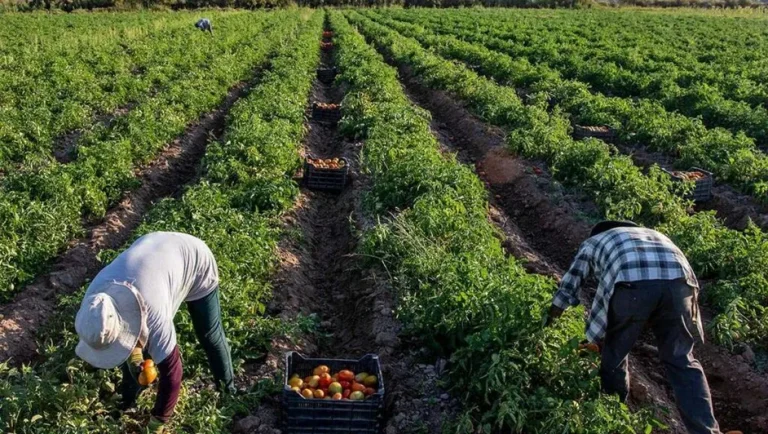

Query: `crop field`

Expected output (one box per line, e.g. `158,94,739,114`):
1,6,768,434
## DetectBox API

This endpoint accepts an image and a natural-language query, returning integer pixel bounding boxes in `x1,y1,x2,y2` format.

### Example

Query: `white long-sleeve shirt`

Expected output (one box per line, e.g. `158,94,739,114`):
86,232,219,363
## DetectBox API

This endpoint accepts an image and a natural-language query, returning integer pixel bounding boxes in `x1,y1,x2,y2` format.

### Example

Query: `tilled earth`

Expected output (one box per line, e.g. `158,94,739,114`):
232,36,459,434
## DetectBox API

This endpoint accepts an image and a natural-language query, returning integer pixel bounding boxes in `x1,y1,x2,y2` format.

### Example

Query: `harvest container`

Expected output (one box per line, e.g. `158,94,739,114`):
282,352,385,434
321,42,333,51
317,67,337,84
311,102,342,124
663,167,713,202
573,125,615,142
303,156,349,192
322,31,334,39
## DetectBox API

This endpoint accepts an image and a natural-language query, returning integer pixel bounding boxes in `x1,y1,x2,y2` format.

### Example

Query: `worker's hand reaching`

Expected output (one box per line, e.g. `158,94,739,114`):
578,340,601,355
542,304,565,327
127,347,145,386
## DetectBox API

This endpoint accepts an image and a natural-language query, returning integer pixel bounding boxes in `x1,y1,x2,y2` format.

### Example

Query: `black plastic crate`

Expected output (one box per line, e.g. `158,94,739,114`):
303,156,349,192
573,125,615,142
317,67,337,84
282,352,385,434
311,103,342,124
663,167,714,202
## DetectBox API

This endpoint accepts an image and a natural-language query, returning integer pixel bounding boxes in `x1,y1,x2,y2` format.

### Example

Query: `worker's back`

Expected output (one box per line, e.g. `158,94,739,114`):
195,18,213,34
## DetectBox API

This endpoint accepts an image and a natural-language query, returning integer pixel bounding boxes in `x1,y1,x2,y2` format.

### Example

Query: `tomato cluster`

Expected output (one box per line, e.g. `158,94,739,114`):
307,157,345,169
288,365,378,400
670,170,707,181
579,125,612,134
314,102,340,111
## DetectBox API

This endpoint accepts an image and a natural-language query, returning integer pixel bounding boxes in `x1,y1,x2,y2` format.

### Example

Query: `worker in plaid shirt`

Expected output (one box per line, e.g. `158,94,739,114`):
545,221,723,434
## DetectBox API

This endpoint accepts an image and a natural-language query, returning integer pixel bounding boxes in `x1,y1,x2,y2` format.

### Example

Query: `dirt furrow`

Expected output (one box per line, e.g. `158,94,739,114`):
0,75,260,366
234,35,458,433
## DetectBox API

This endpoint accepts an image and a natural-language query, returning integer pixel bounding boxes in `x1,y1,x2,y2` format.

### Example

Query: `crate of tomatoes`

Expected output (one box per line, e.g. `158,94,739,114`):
303,156,348,192
311,102,342,124
573,125,615,142
663,167,714,202
316,66,337,84
282,352,385,433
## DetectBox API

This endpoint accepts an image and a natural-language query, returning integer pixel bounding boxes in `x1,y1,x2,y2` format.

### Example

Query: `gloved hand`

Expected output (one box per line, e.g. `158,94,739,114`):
126,347,145,385
542,304,564,327
146,416,165,434
578,340,601,354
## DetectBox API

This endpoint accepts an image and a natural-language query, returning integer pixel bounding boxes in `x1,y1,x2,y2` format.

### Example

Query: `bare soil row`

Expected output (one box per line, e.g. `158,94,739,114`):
232,36,458,434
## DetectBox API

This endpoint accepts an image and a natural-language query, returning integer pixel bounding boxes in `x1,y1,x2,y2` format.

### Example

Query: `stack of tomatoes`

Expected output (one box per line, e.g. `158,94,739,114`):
288,365,378,400
314,102,340,111
670,170,707,181
307,157,345,169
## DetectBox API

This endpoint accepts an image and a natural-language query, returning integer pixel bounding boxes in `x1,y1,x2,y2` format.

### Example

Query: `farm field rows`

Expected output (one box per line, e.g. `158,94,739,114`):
395,9,768,145
347,9,768,351
0,10,299,302
1,6,768,434
371,9,768,204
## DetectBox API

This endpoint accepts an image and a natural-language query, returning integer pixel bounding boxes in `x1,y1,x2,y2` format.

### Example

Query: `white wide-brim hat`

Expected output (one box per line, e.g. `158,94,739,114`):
75,281,144,369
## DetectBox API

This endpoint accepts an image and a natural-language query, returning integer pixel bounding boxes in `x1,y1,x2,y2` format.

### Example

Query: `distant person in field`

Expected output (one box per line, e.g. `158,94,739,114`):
195,18,213,35
74,232,234,434
544,221,729,434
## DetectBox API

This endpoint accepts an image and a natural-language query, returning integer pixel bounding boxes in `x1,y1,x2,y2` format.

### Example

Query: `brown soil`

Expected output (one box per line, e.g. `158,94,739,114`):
233,40,456,434
391,60,768,433
53,102,138,164
398,64,594,273
0,77,257,365
616,143,768,232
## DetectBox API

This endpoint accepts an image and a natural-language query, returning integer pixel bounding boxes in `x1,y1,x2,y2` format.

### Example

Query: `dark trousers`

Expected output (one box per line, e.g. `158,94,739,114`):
601,279,720,434
120,287,234,406
187,287,235,392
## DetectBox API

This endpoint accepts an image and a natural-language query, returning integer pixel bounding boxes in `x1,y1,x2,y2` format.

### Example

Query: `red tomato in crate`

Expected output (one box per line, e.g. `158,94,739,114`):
318,373,332,388
338,370,355,382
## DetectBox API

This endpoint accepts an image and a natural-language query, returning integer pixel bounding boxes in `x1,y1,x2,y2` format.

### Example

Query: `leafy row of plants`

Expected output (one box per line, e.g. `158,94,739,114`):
0,10,322,433
0,11,223,169
400,8,768,121
345,10,768,351
374,9,768,204
0,11,299,303
329,10,658,434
